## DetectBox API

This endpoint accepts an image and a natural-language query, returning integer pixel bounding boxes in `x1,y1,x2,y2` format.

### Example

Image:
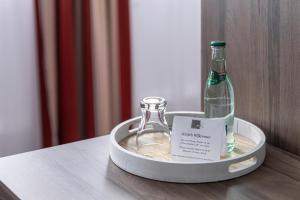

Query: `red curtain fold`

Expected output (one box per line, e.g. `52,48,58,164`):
82,0,96,139
35,0,132,147
57,0,80,143
118,0,132,121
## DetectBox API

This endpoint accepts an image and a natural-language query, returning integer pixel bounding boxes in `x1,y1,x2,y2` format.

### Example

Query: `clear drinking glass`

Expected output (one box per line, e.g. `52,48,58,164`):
136,97,171,157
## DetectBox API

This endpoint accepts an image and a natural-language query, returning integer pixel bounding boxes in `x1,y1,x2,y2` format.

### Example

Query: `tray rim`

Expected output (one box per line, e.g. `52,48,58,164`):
110,111,266,165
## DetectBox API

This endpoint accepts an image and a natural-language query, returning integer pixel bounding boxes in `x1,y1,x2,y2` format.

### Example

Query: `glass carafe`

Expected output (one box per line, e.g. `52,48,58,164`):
136,97,171,157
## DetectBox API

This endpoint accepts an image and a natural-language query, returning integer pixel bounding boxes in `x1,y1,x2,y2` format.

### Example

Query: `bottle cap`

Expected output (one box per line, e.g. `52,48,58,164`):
210,41,226,47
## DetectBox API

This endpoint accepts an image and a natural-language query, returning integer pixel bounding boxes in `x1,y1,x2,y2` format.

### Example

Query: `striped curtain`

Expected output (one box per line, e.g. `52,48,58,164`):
34,0,132,147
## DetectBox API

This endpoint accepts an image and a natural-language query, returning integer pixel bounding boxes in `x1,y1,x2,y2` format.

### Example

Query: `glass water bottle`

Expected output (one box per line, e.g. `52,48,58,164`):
204,41,235,153
136,97,171,158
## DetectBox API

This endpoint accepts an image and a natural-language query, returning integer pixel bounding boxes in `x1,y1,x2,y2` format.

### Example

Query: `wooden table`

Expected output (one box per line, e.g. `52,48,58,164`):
0,136,299,200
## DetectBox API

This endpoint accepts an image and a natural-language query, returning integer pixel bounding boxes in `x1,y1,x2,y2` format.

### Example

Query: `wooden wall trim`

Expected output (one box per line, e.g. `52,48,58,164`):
201,0,300,155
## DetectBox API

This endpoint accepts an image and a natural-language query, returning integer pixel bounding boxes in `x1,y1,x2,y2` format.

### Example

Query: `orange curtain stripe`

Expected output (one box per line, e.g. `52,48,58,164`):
34,0,53,147
40,0,58,146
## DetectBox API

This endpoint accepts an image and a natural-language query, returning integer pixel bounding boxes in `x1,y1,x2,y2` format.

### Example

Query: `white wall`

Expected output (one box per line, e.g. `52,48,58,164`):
0,0,41,156
130,0,201,116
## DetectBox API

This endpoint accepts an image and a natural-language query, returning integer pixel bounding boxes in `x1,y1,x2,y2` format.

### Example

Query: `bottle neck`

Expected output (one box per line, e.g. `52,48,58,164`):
211,47,226,74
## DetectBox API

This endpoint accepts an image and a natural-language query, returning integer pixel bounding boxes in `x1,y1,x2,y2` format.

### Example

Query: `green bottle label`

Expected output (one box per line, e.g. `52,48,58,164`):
207,70,226,86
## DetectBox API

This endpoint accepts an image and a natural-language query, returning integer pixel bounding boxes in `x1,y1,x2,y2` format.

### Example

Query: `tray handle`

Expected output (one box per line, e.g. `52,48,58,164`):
228,156,257,173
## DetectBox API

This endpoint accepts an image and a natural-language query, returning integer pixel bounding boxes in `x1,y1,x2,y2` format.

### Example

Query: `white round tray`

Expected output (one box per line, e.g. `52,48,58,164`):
110,112,266,183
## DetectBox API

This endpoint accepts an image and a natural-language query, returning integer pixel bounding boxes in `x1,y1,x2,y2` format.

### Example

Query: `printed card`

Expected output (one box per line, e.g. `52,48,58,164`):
171,116,226,162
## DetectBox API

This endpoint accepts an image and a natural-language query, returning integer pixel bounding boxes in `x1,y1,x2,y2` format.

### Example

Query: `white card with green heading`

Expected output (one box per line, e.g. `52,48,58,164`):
171,116,226,162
